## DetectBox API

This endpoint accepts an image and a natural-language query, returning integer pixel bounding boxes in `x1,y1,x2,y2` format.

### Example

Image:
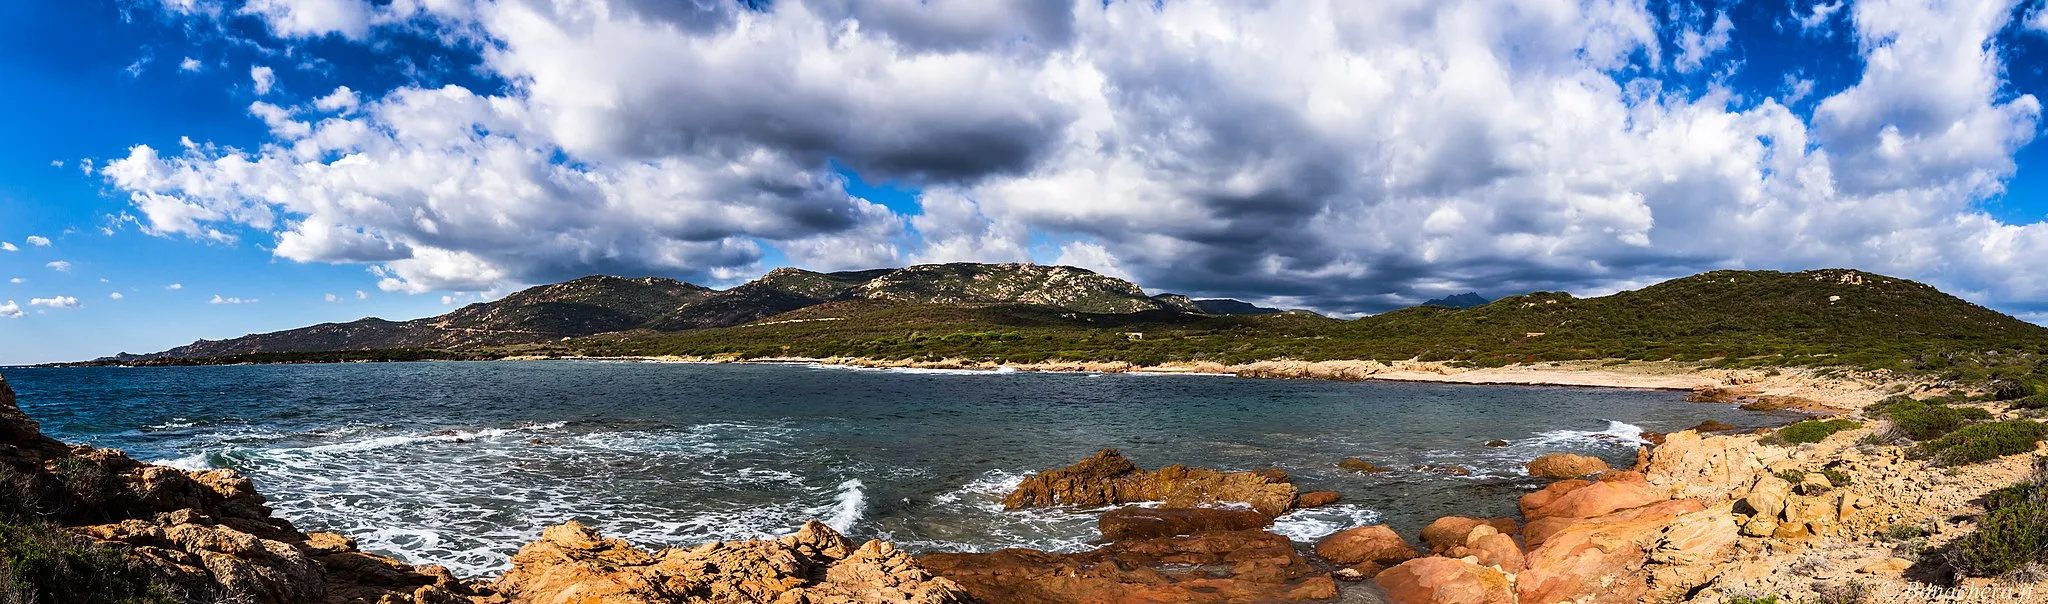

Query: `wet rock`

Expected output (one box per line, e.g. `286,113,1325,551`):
497,521,972,604
1420,517,1521,554
1295,490,1342,508
921,529,1337,603
1339,457,1392,473
1097,506,1269,541
1484,440,1509,447
1526,453,1613,479
1004,450,1299,517
1375,557,1516,604
1688,420,1738,433
1314,525,1420,567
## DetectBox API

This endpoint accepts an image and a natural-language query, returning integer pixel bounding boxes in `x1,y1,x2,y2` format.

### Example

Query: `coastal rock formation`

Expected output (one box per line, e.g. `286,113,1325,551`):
1003,449,1299,517
1096,506,1269,541
1419,517,1520,554
1339,457,1392,473
494,521,971,604
919,529,1337,603
1375,557,1516,604
1314,525,1420,568
1295,490,1342,508
1525,453,1612,479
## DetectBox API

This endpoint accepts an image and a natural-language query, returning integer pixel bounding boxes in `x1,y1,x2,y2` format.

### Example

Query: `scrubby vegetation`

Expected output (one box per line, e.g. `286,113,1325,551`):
1917,421,2048,466
1866,397,1995,440
0,522,174,603
1949,480,2048,577
1778,419,1862,444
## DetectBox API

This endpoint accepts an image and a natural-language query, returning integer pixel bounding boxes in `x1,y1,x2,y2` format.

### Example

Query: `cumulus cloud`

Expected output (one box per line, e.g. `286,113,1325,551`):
7,278,20,284
109,292,124,300
250,65,275,95
324,293,338,302
45,261,70,273
0,301,17,319
24,236,49,247
0,242,14,252
165,283,182,290
354,289,367,299
115,0,2048,317
30,296,80,309
208,294,256,304
179,57,202,72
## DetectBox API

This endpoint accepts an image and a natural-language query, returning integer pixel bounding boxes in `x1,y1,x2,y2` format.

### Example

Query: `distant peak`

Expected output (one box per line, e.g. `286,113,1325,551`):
1421,293,1490,309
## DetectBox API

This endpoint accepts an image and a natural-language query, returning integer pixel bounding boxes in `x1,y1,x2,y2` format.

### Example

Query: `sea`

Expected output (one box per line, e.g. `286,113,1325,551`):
0,361,1796,578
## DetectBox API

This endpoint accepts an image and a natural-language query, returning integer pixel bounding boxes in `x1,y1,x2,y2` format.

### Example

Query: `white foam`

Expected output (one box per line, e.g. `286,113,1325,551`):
1270,503,1383,543
290,422,567,454
819,479,866,533
152,452,214,471
1525,420,1647,447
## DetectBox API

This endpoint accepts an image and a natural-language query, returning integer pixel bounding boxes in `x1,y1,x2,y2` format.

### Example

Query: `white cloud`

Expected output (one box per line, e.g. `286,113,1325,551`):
313,86,359,113
109,0,2048,317
0,301,18,319
29,296,80,309
24,236,49,247
48,160,62,169
109,292,124,300
7,278,20,284
165,283,183,290
179,57,203,72
239,0,376,39
0,242,14,252
45,261,70,273
250,65,275,95
208,294,257,304
354,289,368,299
1675,10,1736,73
324,293,339,302
1798,0,1847,33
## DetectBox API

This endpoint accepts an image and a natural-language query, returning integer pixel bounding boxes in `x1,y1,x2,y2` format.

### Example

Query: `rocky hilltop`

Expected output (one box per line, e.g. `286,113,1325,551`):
130,263,1271,361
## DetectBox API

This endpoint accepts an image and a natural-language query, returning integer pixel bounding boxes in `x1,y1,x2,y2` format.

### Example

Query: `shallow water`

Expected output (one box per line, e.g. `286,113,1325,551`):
2,361,1794,577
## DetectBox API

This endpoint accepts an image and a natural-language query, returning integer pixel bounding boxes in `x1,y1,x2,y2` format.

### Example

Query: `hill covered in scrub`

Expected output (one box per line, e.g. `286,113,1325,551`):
550,269,2048,382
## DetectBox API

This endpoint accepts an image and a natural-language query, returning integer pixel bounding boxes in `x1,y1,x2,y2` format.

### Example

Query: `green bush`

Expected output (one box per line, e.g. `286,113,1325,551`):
1779,419,1862,444
1949,483,2048,576
1868,397,1993,440
1918,421,2048,465
2012,393,2048,410
0,522,174,603
1817,468,1852,487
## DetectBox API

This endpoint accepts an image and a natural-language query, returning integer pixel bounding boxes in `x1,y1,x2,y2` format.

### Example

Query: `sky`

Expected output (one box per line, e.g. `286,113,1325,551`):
3,0,2048,365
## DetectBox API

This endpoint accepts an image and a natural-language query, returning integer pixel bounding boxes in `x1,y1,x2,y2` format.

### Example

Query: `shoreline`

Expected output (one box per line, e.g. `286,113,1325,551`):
531,355,1898,413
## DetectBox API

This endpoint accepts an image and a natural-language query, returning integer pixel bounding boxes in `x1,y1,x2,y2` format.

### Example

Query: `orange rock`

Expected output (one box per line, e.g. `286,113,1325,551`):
1295,490,1342,508
1420,516,1520,553
1520,474,1663,521
1005,450,1299,517
1375,557,1517,604
1314,525,1421,566
1444,527,1526,573
1516,499,1706,604
921,529,1337,603
1097,506,1269,541
1526,453,1612,479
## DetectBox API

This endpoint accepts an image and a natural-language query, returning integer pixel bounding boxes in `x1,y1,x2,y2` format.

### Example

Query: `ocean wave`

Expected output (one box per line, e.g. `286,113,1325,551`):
1270,503,1382,543
287,422,568,454
1525,420,1647,447
814,479,867,533
151,452,216,471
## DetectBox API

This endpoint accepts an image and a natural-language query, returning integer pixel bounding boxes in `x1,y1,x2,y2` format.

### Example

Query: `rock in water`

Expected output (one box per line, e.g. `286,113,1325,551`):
1315,525,1421,567
1004,449,1299,517
1097,506,1269,540
1339,457,1392,472
495,520,973,604
1525,453,1613,479
1295,490,1342,508
1420,517,1521,553
921,529,1337,603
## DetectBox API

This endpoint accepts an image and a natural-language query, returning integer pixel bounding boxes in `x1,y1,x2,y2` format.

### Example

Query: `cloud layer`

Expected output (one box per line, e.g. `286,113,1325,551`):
110,0,2048,315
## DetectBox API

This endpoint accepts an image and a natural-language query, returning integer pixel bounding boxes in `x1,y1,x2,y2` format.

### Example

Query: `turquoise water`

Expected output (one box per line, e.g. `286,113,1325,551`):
1,361,1791,577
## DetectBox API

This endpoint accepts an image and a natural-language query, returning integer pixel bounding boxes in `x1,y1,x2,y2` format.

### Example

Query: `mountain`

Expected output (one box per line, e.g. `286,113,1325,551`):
1192,299,1284,315
559,268,2048,373
149,276,710,358
1420,293,1489,309
139,264,1198,359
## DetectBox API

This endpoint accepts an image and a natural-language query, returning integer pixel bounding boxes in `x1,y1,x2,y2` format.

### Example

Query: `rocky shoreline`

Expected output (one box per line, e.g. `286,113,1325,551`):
0,370,2039,603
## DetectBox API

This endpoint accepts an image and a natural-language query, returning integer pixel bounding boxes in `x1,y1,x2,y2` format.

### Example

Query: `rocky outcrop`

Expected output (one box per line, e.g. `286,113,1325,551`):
1339,457,1392,473
1296,490,1342,508
1419,517,1520,554
920,529,1337,603
1519,472,1666,522
1526,453,1612,479
1096,506,1269,541
0,374,497,604
494,521,970,604
1375,557,1517,604
1315,525,1420,568
1003,450,1299,517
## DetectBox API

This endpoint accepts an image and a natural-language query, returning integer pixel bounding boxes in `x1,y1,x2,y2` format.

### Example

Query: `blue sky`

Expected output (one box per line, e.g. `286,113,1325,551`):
4,0,2048,365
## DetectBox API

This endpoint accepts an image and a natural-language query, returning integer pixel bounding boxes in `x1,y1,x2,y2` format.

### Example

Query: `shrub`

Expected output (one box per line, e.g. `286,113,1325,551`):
1870,398,1992,440
1817,468,1852,487
1779,419,1862,444
1918,421,2048,466
1882,523,1929,541
1985,482,2048,512
1949,492,2048,577
1724,596,1782,604
0,522,174,603
2012,393,2048,411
